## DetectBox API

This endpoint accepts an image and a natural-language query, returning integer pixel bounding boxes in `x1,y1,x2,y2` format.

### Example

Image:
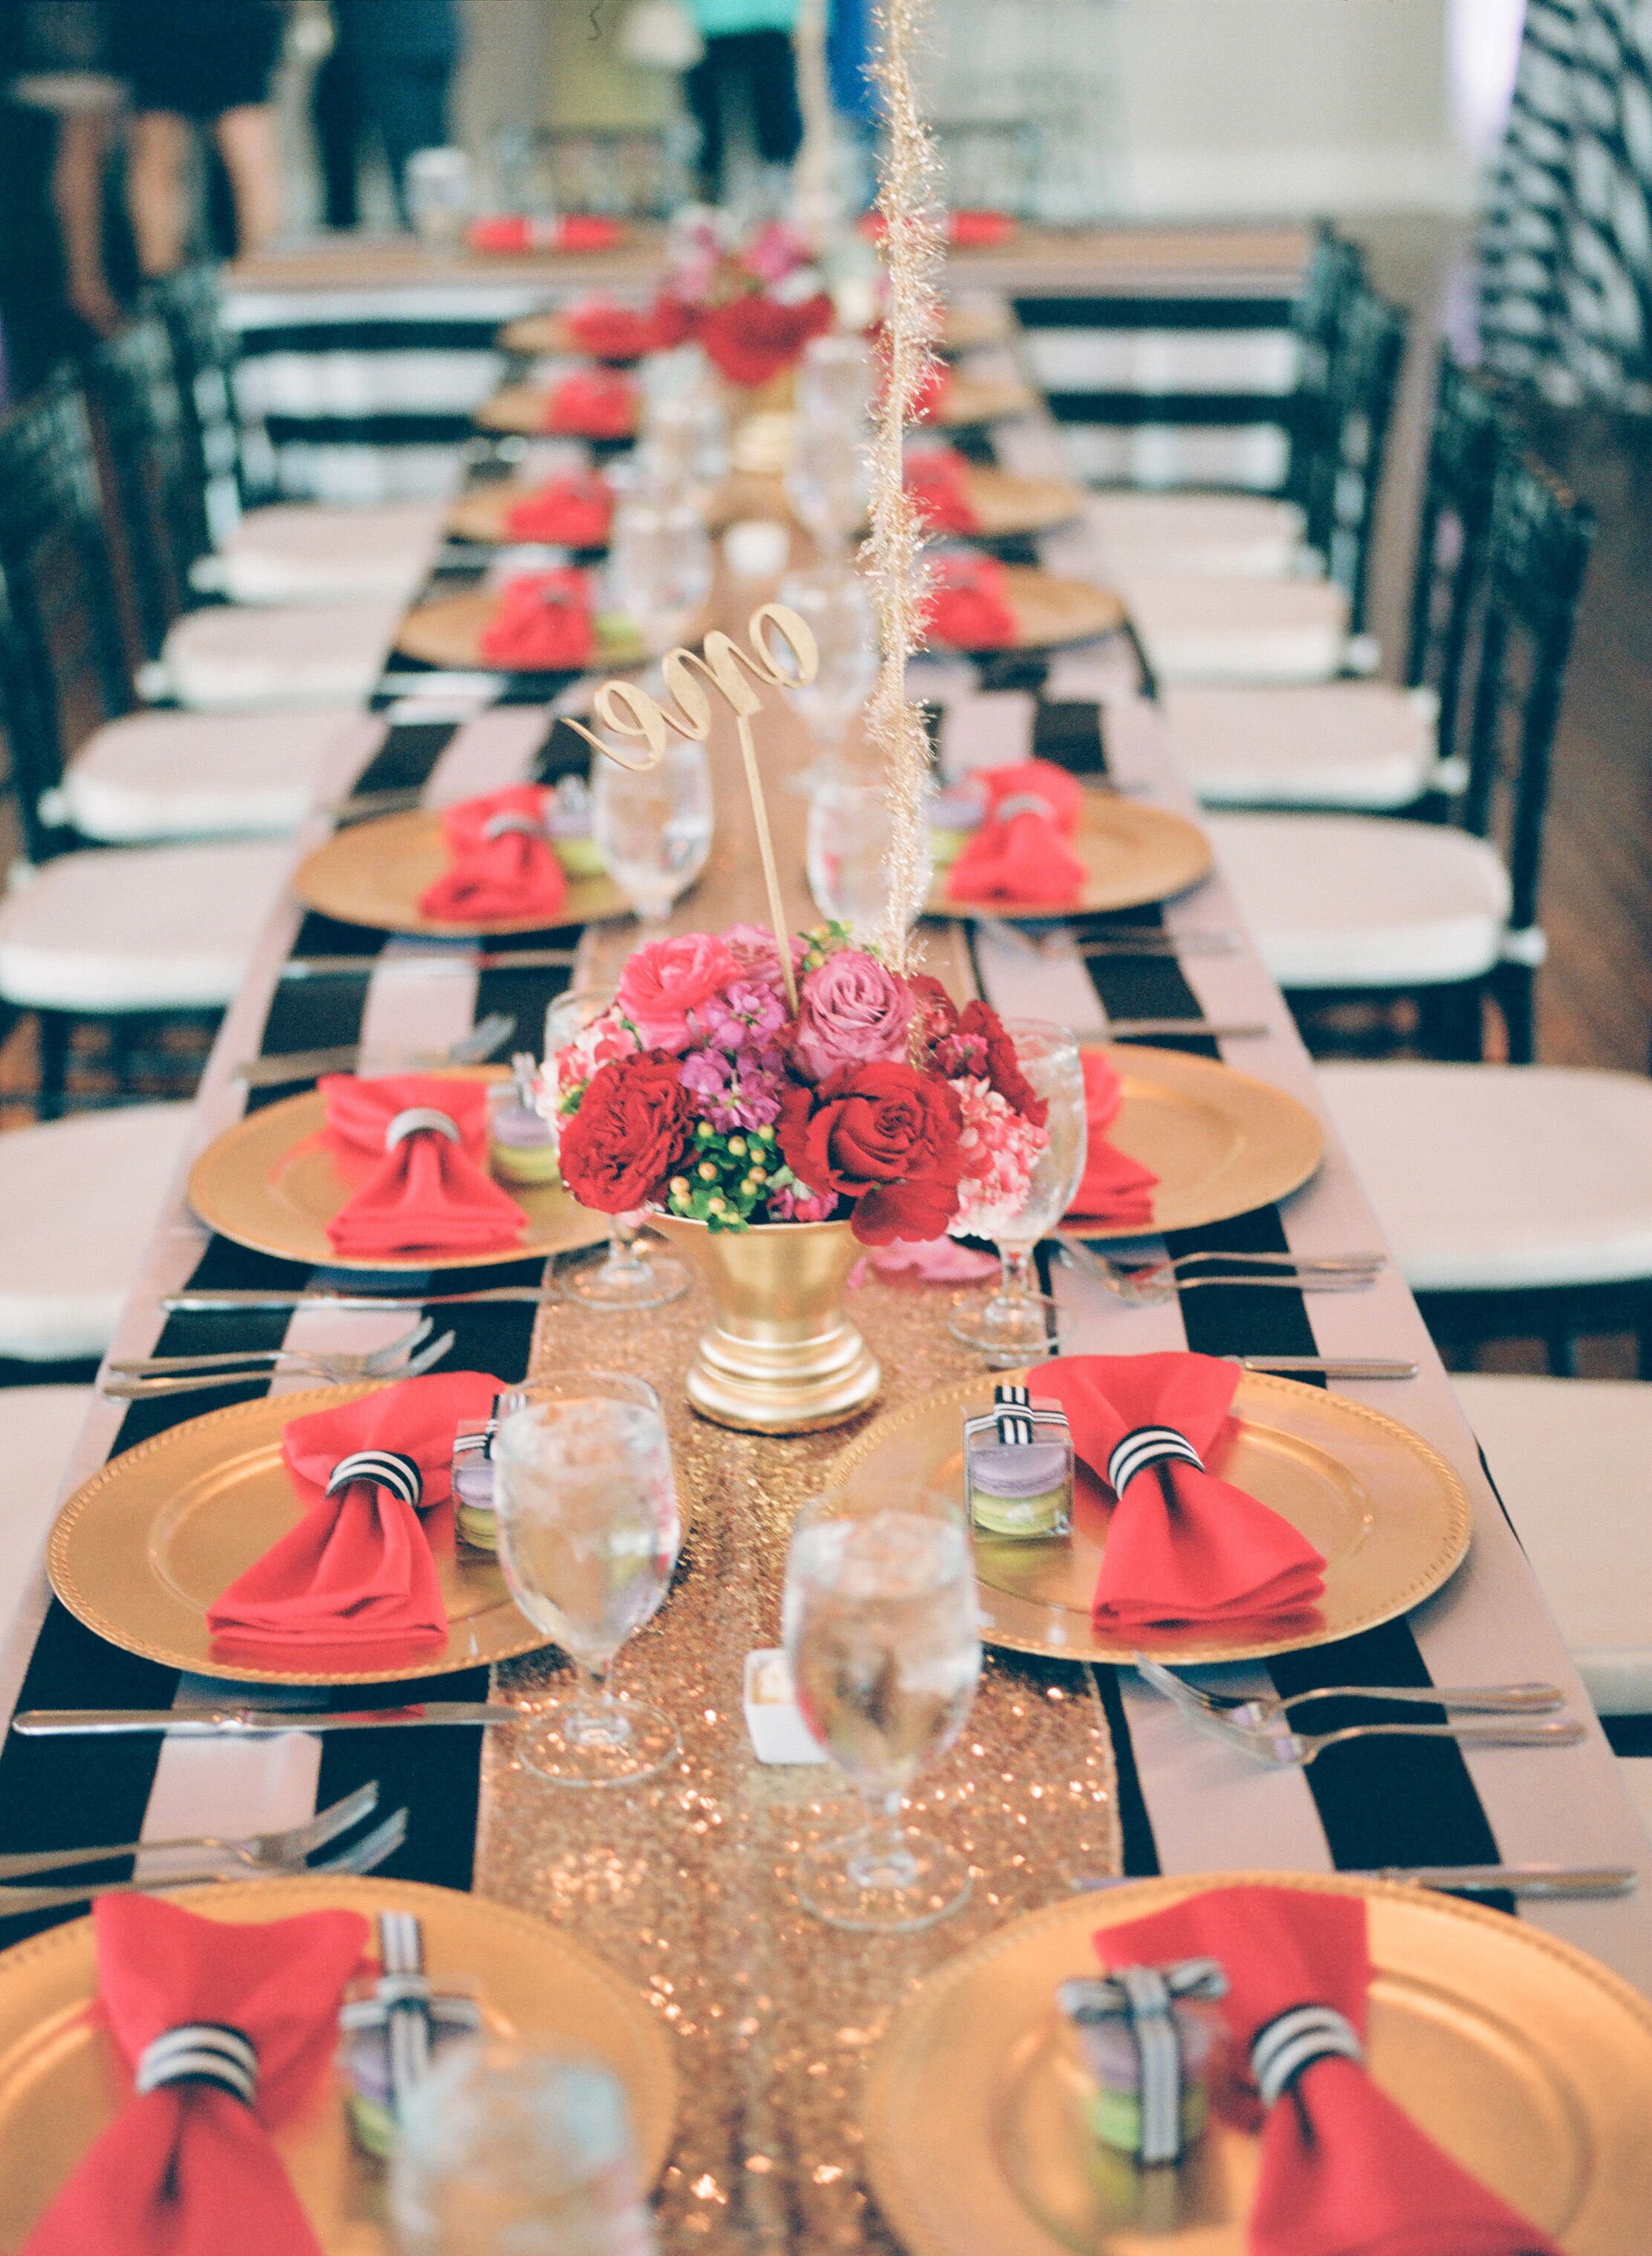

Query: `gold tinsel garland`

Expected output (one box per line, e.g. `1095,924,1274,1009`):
865,0,945,970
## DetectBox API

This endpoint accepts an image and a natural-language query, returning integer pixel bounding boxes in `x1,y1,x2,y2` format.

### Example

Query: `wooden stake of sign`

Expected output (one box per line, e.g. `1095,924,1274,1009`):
560,603,820,1015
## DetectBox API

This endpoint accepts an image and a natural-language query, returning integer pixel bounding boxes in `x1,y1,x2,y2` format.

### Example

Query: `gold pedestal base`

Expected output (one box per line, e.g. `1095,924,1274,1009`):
650,1213,882,1435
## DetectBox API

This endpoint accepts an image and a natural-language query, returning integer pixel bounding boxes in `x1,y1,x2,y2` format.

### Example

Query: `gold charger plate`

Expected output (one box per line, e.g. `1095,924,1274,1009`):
294,807,629,937
444,482,613,547
1077,1041,1321,1238
929,792,1209,918
187,1067,609,1272
930,564,1126,656
48,1381,551,1681
862,1872,1652,2256
474,381,638,439
826,1366,1470,1664
940,371,1037,427
0,1874,677,2252
393,587,647,673
496,307,651,359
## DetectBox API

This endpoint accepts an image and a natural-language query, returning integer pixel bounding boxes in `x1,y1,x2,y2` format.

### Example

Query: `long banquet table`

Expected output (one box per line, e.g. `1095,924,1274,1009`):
1,281,1650,2249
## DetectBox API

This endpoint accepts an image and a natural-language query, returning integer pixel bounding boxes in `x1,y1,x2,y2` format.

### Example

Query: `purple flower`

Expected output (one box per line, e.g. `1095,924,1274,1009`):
768,1180,836,1222
702,980,789,1054
681,1047,734,1103
792,950,915,1085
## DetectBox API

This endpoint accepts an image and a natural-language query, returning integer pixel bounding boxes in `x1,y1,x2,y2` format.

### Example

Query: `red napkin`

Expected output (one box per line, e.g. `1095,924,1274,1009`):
950,208,1014,246
904,447,981,534
541,368,637,438
1067,1050,1159,1226
317,1073,528,1258
477,567,596,671
502,470,614,546
22,1893,367,2256
208,1370,501,1650
467,214,626,253
1095,1886,1561,2256
945,757,1087,903
698,290,835,386
921,553,1019,653
1036,1352,1327,1629
418,782,569,923
563,296,660,358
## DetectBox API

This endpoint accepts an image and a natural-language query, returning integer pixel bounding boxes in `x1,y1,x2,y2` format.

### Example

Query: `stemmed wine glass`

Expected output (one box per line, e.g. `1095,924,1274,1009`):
493,1374,682,1788
607,491,713,656
590,732,713,932
783,1481,981,1932
806,776,932,940
545,986,688,1310
778,564,879,789
948,1020,1089,1365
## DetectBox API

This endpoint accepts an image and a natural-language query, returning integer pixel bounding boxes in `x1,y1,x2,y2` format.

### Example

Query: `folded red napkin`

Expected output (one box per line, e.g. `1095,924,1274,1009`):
1067,1050,1159,1226
904,447,980,534
950,208,1014,247
541,368,637,439
502,470,614,546
317,1073,528,1258
563,296,663,361
22,1893,366,2256
418,781,569,923
1034,1352,1327,1629
467,213,626,254
697,290,835,386
207,1370,502,1651
477,566,596,671
921,553,1019,653
945,757,1087,903
1095,1885,1560,2256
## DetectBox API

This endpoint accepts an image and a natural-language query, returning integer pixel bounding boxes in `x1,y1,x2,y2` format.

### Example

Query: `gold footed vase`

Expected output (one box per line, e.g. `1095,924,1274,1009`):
649,1214,881,1435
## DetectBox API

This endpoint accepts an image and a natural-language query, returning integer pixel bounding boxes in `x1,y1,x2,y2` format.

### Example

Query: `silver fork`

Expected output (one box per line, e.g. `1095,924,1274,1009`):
235,1009,516,1089
103,1328,455,1399
0,1780,380,1882
0,1804,409,1914
1132,1653,1565,1727
1056,1238,1381,1304
1147,1681,1584,1769
108,1315,436,1380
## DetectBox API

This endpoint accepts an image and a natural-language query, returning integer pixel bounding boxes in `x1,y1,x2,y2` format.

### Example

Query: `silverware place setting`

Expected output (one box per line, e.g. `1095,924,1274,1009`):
102,1316,456,1398
234,1009,516,1088
1056,1235,1384,1303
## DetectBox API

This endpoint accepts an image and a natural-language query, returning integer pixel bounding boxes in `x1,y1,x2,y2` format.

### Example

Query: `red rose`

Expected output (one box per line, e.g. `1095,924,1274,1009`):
697,291,835,387
559,1051,695,1215
777,1061,964,1246
958,1000,1049,1128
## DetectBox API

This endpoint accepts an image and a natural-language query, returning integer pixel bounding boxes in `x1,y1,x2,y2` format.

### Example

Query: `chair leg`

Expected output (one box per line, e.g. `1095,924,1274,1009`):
1545,1330,1582,1377
1497,963,1535,1065
34,1011,71,1120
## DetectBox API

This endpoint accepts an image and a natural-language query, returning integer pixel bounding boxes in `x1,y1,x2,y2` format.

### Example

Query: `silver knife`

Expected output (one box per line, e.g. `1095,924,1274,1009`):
1077,1864,1636,1901
1105,1021,1270,1041
281,946,579,979
13,1704,516,1736
162,1286,559,1311
1228,1355,1420,1380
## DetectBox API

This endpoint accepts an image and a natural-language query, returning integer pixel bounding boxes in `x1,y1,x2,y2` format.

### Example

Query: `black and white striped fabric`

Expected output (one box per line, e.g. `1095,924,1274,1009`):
1480,0,1652,409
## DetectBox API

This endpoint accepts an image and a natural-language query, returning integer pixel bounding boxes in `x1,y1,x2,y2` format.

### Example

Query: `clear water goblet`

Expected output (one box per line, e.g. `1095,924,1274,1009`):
948,1020,1089,1365
806,775,931,940
545,986,688,1311
607,491,713,656
783,1480,981,1931
493,1374,682,1788
777,564,878,785
590,732,713,931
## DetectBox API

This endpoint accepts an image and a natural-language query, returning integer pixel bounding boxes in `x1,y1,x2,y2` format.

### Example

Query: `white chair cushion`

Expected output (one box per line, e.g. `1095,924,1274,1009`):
0,1386,96,1630
1118,572,1350,685
0,1105,190,1359
155,601,402,711
195,500,445,607
1165,682,1440,810
1318,1062,1652,1290
0,838,291,1012
1451,1374,1652,1715
58,707,356,842
1085,492,1310,578
1209,811,1511,988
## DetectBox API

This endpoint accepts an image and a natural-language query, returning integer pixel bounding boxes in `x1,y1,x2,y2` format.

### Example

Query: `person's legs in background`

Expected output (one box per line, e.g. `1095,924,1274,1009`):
125,105,191,272
745,28,802,168
51,107,122,332
312,37,363,230
684,39,729,202
359,56,453,224
212,98,280,254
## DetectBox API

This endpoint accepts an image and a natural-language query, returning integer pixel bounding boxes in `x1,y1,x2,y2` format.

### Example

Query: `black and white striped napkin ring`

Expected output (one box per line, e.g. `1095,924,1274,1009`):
1107,1425,1205,1496
454,1394,506,1467
994,791,1059,824
135,2022,259,2106
385,1106,461,1151
325,1449,424,1510
1249,2001,1364,2107
965,1383,1070,1450
1058,1957,1226,2167
482,809,550,843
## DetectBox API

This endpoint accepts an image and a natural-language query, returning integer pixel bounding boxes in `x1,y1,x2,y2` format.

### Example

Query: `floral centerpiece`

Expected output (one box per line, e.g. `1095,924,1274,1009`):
652,213,835,388
550,923,1049,1253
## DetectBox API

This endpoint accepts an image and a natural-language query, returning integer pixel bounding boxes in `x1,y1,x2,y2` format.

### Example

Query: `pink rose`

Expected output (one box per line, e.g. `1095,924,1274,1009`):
722,922,806,996
616,934,742,1052
792,950,915,1085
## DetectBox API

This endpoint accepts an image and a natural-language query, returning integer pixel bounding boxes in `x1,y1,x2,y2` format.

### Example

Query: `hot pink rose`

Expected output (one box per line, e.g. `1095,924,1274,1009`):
792,950,915,1085
615,934,742,1052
